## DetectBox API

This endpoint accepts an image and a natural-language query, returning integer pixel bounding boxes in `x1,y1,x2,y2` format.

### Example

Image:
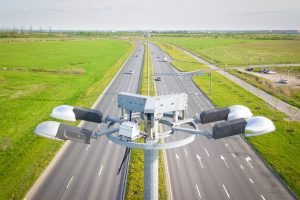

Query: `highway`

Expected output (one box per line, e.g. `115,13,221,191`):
26,43,145,200
150,43,295,200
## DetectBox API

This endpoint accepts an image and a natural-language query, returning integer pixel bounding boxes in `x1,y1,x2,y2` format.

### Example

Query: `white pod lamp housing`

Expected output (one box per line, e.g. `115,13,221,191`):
51,105,103,123
34,121,93,144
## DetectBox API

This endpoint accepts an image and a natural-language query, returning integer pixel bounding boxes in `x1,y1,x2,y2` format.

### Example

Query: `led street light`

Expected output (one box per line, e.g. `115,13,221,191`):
199,105,252,124
34,121,93,144
212,116,275,139
51,105,103,123
244,116,276,136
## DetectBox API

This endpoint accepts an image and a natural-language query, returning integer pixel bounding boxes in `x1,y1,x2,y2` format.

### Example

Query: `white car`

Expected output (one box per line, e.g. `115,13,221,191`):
128,69,133,74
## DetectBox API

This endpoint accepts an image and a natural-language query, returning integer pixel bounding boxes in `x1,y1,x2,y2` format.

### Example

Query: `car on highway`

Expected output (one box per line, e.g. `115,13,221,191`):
246,68,253,71
128,69,133,74
155,77,162,81
163,57,168,62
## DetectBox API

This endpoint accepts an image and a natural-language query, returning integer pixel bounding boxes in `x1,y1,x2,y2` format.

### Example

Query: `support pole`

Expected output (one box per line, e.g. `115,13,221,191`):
144,113,159,200
144,149,158,200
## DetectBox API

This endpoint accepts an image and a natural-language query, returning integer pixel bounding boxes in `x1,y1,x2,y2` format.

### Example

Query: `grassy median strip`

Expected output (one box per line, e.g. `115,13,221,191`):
152,40,300,198
0,38,134,200
126,42,167,200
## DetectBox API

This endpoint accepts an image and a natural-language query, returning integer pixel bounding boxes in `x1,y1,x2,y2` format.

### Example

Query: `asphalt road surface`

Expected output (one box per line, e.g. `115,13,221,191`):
26,43,144,200
150,43,295,200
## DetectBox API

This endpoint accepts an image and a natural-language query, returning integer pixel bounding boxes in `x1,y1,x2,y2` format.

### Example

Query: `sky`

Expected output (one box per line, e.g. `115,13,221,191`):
0,0,300,30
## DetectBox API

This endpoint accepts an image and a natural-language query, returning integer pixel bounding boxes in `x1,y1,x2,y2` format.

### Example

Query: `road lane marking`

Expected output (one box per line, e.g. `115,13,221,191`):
184,148,188,157
232,153,236,158
66,176,74,189
98,165,104,176
245,155,254,168
221,155,229,168
197,154,203,168
85,145,90,151
176,154,180,160
205,148,210,157
195,184,202,199
240,165,244,170
249,178,254,184
222,184,230,198
261,194,266,200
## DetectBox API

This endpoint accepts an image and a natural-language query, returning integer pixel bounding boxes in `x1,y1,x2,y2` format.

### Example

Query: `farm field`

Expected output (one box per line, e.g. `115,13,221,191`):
153,41,300,198
0,38,133,200
153,36,300,67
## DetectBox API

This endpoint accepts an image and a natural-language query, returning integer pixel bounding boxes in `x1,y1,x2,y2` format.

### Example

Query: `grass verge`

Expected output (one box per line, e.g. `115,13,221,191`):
126,42,167,200
0,38,134,200
153,42,207,71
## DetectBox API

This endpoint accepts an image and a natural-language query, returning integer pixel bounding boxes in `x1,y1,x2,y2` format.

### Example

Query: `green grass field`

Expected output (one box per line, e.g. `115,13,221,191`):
152,40,300,198
126,43,167,200
153,37,300,67
0,38,133,200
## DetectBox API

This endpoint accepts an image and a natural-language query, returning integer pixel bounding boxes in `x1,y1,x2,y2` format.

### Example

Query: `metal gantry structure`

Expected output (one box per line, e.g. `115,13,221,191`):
35,92,276,200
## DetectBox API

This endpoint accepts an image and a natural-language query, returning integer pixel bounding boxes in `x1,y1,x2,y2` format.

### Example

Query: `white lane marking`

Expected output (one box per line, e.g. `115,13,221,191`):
98,165,104,176
232,153,236,158
221,155,229,168
240,165,244,170
184,148,188,157
225,143,229,147
176,154,180,160
261,194,266,200
249,178,254,184
222,184,230,198
85,145,90,151
245,155,254,168
197,154,203,168
205,148,210,157
66,176,74,189
195,184,202,199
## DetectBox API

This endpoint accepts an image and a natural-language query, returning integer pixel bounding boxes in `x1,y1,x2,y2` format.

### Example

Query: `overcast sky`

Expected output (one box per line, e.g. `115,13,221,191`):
0,0,299,30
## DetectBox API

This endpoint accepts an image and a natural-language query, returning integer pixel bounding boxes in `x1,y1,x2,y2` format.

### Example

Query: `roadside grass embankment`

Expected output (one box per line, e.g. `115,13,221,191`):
229,68,300,109
0,38,134,200
153,41,207,71
153,40,300,198
126,43,167,200
153,36,300,68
